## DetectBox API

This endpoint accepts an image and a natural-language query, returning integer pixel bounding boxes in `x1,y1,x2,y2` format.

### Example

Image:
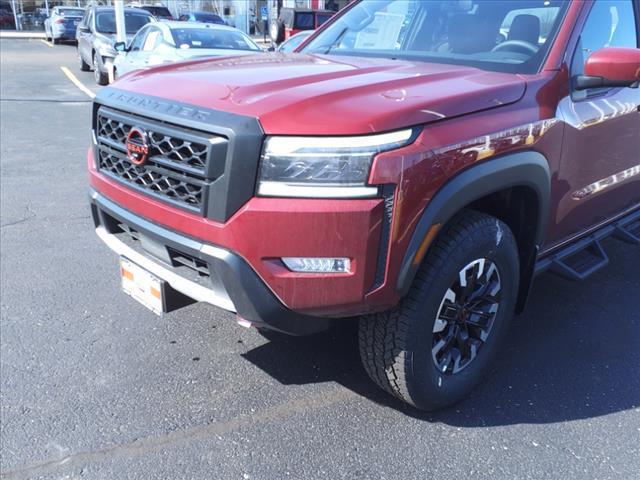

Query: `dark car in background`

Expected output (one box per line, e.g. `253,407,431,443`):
0,8,15,29
270,8,334,44
44,6,84,44
178,12,226,25
135,5,174,20
77,6,154,85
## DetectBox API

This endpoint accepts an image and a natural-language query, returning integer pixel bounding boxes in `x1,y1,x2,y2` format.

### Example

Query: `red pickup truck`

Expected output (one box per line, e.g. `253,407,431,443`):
89,0,640,411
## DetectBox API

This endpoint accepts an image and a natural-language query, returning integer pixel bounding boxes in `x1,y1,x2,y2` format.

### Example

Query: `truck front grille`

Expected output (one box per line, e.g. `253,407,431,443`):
95,107,225,213
98,147,205,209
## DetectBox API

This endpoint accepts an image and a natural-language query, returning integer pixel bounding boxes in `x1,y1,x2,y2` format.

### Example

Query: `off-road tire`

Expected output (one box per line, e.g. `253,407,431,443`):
359,210,520,411
269,19,285,44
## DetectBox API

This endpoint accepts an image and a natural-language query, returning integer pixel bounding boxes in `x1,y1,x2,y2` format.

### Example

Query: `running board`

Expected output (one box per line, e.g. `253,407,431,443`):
549,238,608,281
536,209,639,281
613,217,640,245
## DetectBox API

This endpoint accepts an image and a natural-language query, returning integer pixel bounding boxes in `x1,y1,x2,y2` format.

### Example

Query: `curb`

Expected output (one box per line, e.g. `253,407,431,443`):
0,31,47,39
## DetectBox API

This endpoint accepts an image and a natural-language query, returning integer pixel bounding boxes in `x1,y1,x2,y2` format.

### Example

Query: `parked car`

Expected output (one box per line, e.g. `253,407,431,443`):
178,12,226,25
273,29,313,52
132,5,174,21
76,6,155,85
270,8,334,44
112,22,261,79
87,0,640,411
44,6,84,44
0,8,15,29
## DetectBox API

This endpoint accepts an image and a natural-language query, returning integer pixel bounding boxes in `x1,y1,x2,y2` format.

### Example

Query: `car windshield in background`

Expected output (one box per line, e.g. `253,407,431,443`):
195,14,225,24
302,0,569,74
95,11,152,34
59,9,84,17
279,31,313,52
170,28,260,51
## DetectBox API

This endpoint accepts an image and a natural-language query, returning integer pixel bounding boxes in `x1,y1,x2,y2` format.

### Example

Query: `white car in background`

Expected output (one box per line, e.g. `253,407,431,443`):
112,21,262,80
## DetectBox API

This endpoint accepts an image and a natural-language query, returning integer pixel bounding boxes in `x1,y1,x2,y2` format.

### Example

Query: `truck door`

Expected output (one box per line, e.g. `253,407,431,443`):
552,0,640,244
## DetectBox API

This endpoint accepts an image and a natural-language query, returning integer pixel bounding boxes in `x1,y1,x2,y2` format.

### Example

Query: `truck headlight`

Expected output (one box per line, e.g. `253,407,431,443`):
257,129,415,198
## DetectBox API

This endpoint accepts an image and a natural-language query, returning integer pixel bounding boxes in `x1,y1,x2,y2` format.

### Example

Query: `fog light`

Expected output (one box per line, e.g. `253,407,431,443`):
282,257,351,273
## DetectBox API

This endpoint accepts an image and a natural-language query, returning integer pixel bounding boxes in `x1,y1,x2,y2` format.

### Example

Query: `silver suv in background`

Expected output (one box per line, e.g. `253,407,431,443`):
76,6,154,85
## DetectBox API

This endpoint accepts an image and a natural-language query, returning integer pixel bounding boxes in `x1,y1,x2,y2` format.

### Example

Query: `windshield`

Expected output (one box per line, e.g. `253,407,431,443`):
302,0,568,74
170,28,260,51
95,11,152,34
58,8,84,17
279,31,313,52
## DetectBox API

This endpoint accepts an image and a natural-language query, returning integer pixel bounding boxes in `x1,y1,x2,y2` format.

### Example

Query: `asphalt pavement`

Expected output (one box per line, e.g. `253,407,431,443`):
1,39,639,480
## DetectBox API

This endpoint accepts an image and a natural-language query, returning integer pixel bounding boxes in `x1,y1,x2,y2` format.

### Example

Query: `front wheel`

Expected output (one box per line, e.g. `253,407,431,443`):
78,48,90,71
92,53,109,85
359,210,520,411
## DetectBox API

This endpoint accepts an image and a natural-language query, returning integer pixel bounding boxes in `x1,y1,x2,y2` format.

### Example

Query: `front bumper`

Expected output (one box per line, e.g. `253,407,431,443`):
91,189,332,335
89,150,389,316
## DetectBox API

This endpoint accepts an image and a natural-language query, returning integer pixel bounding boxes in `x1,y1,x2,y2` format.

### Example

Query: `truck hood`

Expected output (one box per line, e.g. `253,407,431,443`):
113,53,526,135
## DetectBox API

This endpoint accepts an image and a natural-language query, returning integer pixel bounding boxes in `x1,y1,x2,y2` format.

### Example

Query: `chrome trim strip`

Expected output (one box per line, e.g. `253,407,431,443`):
95,226,236,313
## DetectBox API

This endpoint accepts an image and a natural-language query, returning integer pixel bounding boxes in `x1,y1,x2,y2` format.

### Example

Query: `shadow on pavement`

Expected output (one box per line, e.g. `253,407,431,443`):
242,244,640,425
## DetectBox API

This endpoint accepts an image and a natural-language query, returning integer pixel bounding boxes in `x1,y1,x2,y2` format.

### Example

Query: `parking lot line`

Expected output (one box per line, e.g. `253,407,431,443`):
60,66,95,99
39,39,53,48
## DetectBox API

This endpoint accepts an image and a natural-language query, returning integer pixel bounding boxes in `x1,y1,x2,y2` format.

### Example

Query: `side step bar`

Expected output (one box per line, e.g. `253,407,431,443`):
536,209,639,281
613,216,640,245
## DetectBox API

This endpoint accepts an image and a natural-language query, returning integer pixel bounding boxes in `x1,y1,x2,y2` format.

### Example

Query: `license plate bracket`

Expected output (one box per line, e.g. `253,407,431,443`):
119,257,197,315
120,257,165,315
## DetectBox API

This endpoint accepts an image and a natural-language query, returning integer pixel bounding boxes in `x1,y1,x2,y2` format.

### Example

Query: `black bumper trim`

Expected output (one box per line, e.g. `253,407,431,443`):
90,189,332,336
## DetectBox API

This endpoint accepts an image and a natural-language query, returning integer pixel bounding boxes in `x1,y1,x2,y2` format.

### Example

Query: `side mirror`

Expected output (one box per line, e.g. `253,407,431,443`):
77,24,89,33
574,47,640,90
114,41,127,53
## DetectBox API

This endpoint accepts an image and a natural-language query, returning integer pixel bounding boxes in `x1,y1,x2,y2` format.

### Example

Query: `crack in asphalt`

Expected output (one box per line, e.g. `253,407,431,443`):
1,214,90,229
0,216,33,229
0,206,36,229
1,387,357,479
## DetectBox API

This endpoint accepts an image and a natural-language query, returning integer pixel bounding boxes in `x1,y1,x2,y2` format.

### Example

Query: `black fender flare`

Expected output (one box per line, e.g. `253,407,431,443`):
396,151,551,304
